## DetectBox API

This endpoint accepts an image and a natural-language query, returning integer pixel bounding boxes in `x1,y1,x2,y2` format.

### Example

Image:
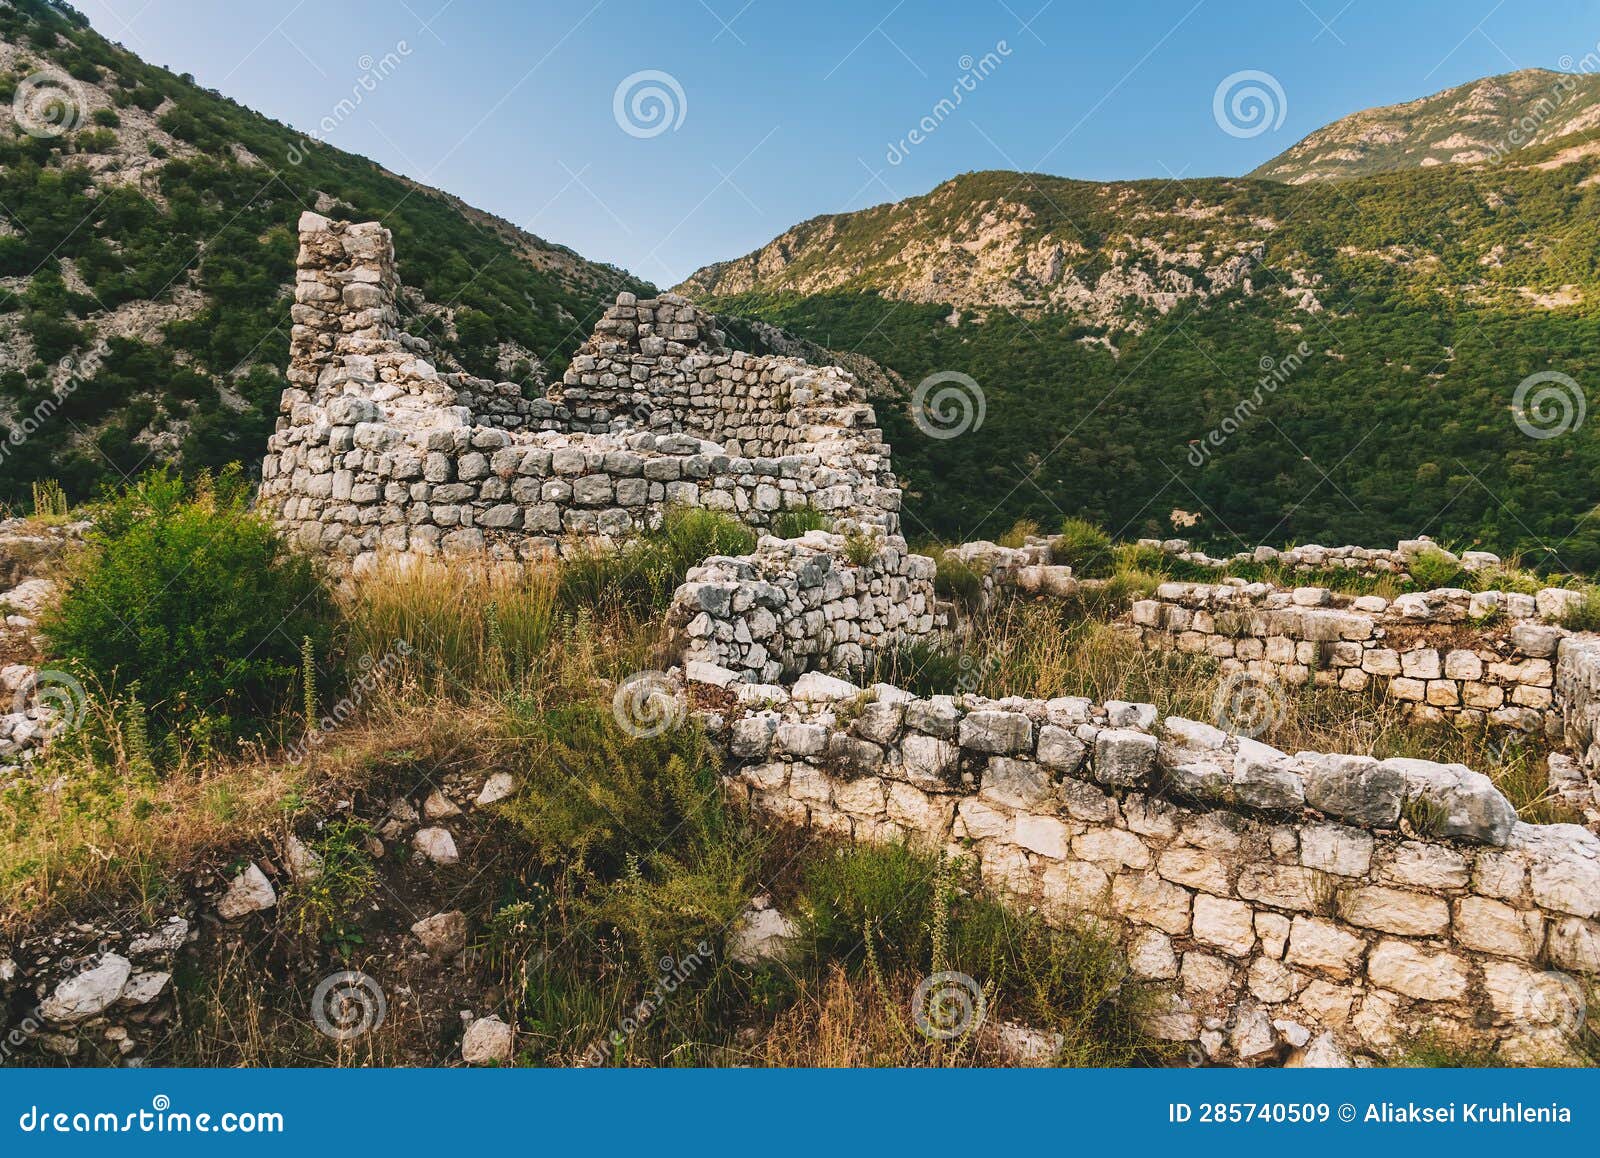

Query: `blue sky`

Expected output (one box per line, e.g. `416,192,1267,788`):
73,0,1600,286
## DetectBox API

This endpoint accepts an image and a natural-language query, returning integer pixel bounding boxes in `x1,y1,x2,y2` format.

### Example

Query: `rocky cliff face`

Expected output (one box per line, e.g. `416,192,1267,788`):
1252,68,1600,184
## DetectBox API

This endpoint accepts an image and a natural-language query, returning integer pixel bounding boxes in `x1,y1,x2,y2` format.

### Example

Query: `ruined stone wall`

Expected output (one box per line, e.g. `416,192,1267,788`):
260,214,903,570
1144,535,1505,581
697,669,1600,1065
1130,581,1570,737
669,530,938,684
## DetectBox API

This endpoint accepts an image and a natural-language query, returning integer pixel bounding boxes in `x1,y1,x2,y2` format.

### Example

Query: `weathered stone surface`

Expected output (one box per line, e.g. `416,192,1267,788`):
461,1015,514,1065
40,954,132,1023
1366,941,1469,1001
411,910,469,960
217,864,277,920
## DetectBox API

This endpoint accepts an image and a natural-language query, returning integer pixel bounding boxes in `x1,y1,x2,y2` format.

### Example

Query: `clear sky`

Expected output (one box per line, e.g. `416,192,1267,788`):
71,0,1600,286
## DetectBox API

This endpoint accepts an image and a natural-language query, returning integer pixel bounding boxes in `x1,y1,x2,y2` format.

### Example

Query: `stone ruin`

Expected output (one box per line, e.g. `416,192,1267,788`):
250,214,1599,1067
260,212,904,573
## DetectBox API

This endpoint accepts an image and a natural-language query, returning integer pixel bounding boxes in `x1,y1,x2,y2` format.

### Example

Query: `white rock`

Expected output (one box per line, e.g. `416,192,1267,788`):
40,954,132,1023
284,835,323,882
217,864,277,919
792,671,863,703
728,902,799,965
476,772,515,806
128,917,189,957
413,827,460,865
423,789,463,819
119,970,171,1006
1287,1031,1353,1068
461,1015,514,1065
411,910,469,959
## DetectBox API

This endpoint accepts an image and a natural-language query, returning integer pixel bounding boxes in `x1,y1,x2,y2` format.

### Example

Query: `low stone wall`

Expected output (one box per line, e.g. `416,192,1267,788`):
1144,535,1504,581
699,671,1600,1064
670,530,938,684
1131,581,1573,736
1558,636,1600,768
260,214,901,570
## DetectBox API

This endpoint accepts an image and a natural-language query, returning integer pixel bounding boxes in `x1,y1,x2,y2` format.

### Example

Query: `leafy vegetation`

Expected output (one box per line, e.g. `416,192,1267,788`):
697,150,1600,569
41,467,336,750
0,0,652,506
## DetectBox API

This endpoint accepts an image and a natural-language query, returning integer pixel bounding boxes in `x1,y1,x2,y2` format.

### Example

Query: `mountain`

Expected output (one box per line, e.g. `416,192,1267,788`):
1252,68,1600,184
679,75,1600,566
0,0,653,506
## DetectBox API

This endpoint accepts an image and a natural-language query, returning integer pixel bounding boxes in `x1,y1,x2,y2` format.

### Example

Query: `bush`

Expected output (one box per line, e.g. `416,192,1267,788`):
557,507,755,618
933,550,983,610
1557,587,1600,633
42,468,336,749
1052,517,1114,577
1407,547,1466,591
768,508,831,538
797,845,1167,1065
997,517,1040,549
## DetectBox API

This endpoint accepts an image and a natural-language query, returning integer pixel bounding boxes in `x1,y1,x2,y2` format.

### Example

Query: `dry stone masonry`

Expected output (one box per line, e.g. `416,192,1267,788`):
1130,580,1569,736
670,529,938,684
695,668,1600,1065
261,213,902,571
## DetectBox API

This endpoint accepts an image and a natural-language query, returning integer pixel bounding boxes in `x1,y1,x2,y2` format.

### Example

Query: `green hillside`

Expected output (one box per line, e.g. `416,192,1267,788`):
0,0,652,506
683,132,1600,569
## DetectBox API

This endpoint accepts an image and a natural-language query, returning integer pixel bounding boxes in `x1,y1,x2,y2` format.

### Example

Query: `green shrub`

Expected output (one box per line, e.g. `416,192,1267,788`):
1407,547,1466,591
502,704,761,961
842,528,879,566
42,468,336,750
933,550,983,611
798,845,1166,1065
867,639,983,699
997,517,1040,549
1557,587,1600,633
768,508,831,538
557,507,755,617
1052,517,1114,577
91,107,120,127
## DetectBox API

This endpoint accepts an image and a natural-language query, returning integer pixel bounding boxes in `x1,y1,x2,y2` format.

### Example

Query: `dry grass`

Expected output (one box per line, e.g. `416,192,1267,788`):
0,553,674,936
750,965,991,1067
945,599,1574,821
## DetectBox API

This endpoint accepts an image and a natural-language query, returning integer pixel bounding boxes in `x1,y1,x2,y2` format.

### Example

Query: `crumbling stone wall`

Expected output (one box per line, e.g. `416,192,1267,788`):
1145,535,1505,582
669,530,938,684
260,214,902,570
698,669,1600,1065
1131,581,1570,736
